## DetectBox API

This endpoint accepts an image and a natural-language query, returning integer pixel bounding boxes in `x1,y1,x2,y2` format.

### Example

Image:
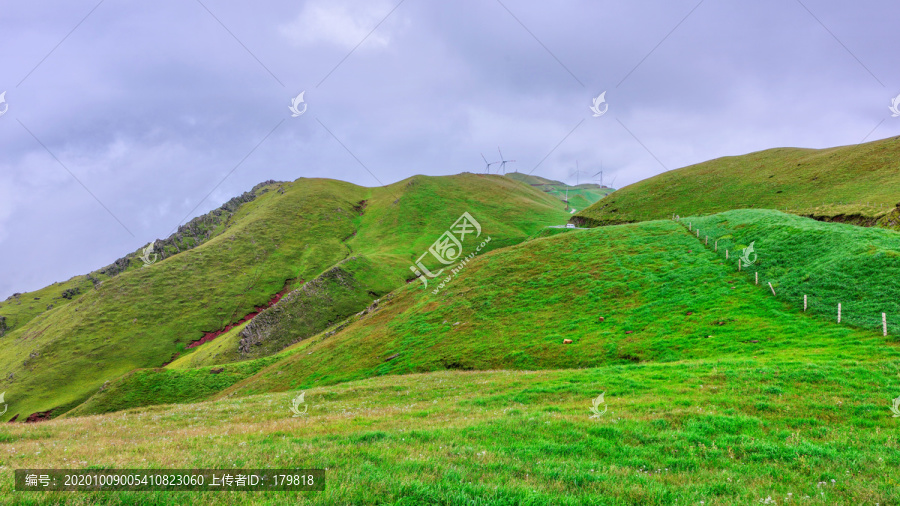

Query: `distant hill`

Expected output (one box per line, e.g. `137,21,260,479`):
505,172,614,214
573,135,900,228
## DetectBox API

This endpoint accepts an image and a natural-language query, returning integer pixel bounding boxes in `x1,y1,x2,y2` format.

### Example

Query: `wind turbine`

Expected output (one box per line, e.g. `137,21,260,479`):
569,160,589,186
481,153,498,174
593,160,604,187
497,147,516,174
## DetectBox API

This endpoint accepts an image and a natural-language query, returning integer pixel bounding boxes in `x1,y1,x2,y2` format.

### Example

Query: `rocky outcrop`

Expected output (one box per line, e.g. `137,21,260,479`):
236,257,378,358
60,287,81,300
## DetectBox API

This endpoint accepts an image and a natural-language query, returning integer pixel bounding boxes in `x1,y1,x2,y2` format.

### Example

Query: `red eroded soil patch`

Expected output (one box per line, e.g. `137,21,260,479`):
187,285,293,349
25,409,53,423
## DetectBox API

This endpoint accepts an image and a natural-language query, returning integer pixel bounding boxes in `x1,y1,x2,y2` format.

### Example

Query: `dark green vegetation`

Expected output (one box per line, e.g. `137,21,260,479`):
0,174,568,420
505,172,614,213
574,135,900,228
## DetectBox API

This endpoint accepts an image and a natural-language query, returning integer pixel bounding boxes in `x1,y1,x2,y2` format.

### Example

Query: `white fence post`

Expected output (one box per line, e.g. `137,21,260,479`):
803,294,807,311
705,236,708,245
838,303,841,323
768,282,776,296
726,250,729,260
715,240,718,252
883,313,887,336
755,272,758,285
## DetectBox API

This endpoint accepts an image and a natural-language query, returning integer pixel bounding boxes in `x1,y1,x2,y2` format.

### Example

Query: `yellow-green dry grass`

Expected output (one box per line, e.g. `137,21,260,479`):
574,135,900,227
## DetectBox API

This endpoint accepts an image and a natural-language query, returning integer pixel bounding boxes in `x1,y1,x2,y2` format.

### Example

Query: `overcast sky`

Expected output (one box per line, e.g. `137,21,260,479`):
1,0,899,299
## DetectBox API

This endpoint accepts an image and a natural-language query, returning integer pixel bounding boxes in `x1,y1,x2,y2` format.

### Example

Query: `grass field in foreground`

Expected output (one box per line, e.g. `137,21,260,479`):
1,359,899,505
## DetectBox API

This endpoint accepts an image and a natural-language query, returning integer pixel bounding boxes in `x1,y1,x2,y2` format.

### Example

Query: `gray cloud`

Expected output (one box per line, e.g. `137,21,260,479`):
1,0,899,298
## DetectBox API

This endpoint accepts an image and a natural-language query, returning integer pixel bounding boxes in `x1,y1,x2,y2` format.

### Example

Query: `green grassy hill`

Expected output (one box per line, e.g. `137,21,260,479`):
573,135,900,227
76,210,900,419
682,209,900,333
217,214,900,399
0,174,569,421
5,186,900,503
506,172,614,213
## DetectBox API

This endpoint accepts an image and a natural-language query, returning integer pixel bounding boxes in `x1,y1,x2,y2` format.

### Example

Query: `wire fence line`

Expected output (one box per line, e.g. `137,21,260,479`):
672,215,899,338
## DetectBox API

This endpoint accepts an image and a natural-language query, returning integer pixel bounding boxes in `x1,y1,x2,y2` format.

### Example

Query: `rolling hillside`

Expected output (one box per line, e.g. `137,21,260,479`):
70,210,900,417
9,211,900,505
0,174,569,421
573,135,900,228
505,172,614,213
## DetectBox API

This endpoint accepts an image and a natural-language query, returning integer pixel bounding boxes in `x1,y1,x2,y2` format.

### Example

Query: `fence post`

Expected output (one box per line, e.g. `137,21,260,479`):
689,223,692,231
768,282,776,296
715,240,718,252
726,250,729,260
705,236,708,245
755,272,758,285
883,313,887,336
803,294,807,311
838,303,841,323
738,260,741,271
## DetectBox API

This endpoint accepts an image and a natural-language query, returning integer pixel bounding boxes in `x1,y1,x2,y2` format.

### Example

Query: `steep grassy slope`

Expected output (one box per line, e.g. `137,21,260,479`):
574,135,900,227
71,211,900,417
506,172,614,213
219,216,900,398
0,178,360,421
0,174,569,421
0,181,283,338
0,276,100,338
4,359,900,504
682,209,900,333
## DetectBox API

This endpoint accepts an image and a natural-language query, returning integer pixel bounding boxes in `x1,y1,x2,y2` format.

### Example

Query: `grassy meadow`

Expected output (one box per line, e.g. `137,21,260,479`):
2,359,899,504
